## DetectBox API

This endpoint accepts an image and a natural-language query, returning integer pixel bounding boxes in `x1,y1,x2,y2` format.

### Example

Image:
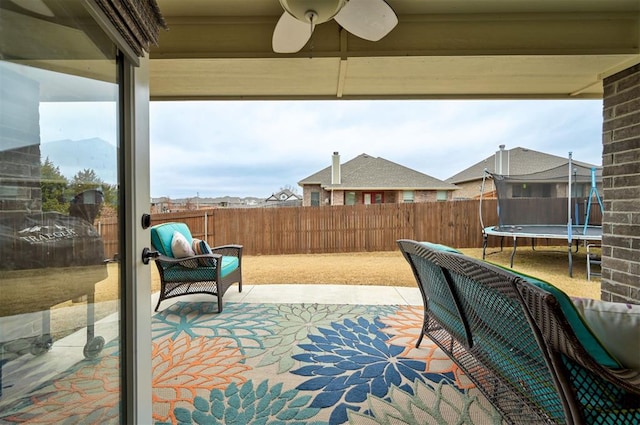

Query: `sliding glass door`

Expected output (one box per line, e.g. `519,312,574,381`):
0,1,124,422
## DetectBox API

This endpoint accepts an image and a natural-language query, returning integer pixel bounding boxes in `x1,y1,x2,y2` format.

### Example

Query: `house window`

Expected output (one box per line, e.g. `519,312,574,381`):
363,192,383,204
402,191,414,203
573,183,586,198
345,191,356,205
310,191,320,206
436,191,448,201
512,184,532,198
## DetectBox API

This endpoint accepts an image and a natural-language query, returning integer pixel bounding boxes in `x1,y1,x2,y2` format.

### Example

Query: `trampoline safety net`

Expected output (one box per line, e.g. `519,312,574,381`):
488,163,603,229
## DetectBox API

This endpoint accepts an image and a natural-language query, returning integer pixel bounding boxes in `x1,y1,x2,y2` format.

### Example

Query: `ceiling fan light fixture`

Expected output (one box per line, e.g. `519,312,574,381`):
278,0,346,24
273,0,397,54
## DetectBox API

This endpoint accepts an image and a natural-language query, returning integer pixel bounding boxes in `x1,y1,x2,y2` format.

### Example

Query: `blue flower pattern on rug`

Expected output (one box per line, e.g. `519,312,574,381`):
172,380,326,425
291,316,451,424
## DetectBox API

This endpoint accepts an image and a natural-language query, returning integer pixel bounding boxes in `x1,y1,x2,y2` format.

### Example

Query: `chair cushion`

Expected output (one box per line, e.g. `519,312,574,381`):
163,256,239,282
499,268,621,369
420,241,463,254
220,256,240,277
150,222,193,257
571,298,640,371
171,231,195,258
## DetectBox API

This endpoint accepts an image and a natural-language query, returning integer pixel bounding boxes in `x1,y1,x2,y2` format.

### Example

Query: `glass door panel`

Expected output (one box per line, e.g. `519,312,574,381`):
0,2,122,422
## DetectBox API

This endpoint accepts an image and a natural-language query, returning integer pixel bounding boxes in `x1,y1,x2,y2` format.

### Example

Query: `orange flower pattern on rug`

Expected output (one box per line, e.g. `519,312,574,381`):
379,305,474,389
0,352,121,423
152,335,250,423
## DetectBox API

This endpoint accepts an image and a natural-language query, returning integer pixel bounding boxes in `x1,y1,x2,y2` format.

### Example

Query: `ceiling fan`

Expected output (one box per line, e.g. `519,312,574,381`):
272,0,398,53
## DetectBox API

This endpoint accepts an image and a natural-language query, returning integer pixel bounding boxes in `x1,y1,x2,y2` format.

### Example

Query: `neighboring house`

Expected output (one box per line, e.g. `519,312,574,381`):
150,196,173,213
446,145,602,199
298,152,458,207
150,196,261,212
265,189,302,207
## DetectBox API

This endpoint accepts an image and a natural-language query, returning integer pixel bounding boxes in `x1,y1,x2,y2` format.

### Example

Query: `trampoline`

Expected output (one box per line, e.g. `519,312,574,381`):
480,153,604,277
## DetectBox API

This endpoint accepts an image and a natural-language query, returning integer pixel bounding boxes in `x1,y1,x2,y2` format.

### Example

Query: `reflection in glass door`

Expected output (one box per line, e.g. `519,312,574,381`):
0,2,123,422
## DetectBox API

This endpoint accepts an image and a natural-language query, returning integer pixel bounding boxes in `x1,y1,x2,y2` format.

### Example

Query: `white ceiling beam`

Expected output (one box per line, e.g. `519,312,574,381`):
152,12,638,59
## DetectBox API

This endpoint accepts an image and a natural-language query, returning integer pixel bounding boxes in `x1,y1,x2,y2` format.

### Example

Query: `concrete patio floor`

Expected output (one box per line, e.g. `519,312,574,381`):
157,283,423,308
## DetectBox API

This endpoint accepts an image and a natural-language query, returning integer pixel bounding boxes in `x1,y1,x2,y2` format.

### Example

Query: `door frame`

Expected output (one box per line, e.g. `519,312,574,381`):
84,1,154,421
121,53,153,422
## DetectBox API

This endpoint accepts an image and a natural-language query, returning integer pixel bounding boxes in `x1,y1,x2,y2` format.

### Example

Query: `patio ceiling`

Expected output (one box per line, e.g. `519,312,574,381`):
151,0,640,101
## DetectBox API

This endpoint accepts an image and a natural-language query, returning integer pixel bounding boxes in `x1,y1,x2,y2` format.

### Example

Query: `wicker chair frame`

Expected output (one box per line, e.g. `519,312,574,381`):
397,239,640,425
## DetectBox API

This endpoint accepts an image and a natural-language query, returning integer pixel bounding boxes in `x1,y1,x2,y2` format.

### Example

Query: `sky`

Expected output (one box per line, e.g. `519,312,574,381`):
148,99,604,199
38,99,604,199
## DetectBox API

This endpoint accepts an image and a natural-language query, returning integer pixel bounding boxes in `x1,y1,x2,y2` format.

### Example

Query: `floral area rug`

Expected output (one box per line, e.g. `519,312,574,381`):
0,302,504,424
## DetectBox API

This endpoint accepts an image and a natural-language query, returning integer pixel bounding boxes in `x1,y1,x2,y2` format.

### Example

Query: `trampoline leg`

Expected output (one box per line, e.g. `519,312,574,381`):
482,234,488,259
568,243,573,278
510,236,517,268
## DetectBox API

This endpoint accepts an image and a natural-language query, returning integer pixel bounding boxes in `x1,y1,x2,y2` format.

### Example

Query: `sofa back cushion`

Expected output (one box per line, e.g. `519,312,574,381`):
571,298,640,371
150,222,193,257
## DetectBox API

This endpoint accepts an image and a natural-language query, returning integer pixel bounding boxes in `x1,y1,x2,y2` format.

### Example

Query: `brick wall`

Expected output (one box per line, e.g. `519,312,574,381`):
451,180,489,199
0,66,41,214
331,190,344,205
601,64,640,303
0,145,42,213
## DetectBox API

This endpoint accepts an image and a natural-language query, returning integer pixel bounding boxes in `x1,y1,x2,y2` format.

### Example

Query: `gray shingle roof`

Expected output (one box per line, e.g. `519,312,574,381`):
298,153,457,190
266,189,302,201
446,147,601,184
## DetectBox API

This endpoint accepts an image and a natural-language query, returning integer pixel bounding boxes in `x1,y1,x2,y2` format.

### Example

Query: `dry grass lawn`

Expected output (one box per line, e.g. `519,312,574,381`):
35,245,599,340
149,245,601,300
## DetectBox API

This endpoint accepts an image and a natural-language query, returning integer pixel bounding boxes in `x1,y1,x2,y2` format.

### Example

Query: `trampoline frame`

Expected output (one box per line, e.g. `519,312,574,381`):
482,224,602,276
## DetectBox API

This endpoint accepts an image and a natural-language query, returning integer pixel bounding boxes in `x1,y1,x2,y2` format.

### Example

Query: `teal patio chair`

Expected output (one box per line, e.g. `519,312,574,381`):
150,222,242,313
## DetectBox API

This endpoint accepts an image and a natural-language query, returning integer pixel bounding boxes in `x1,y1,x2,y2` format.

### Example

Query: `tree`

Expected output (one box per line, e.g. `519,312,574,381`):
70,168,102,194
40,157,69,213
39,161,118,219
70,168,118,210
280,184,299,194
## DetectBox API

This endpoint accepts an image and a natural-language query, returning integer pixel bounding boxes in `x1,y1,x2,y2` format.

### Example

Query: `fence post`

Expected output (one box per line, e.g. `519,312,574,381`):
204,211,208,241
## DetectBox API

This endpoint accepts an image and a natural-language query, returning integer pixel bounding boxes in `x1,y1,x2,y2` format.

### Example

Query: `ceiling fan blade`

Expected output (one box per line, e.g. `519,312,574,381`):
334,0,398,41
272,12,313,53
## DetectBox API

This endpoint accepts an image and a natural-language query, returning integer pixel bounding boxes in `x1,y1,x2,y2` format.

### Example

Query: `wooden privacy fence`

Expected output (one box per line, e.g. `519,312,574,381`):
97,200,497,258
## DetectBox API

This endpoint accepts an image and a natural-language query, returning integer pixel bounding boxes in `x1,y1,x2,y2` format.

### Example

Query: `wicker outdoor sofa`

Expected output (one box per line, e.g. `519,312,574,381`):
397,239,640,425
